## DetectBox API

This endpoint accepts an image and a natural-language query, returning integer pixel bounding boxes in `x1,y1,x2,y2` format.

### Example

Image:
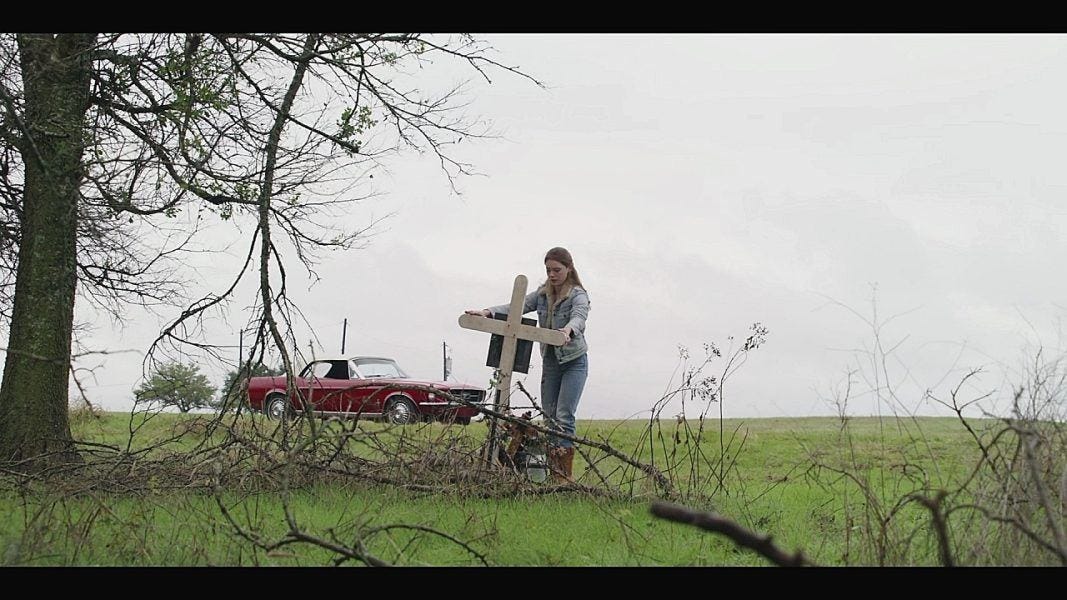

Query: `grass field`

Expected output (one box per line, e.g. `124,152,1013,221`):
0,411,1049,566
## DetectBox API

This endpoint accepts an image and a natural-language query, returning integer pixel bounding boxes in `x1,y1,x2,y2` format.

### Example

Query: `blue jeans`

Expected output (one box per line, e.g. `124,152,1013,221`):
541,351,588,449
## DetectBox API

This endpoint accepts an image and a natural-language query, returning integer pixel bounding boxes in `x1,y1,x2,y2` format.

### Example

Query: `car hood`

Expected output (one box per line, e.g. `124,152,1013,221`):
362,377,482,391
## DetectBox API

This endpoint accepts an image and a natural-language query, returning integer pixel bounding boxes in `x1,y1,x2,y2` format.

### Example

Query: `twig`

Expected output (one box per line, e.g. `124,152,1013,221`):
912,490,954,567
650,500,812,566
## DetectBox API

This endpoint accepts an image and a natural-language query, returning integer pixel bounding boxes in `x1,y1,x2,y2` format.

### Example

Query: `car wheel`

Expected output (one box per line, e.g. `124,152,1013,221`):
385,396,418,425
266,395,290,421
454,416,471,426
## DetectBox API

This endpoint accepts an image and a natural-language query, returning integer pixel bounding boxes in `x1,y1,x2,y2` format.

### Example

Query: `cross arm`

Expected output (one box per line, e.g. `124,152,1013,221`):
458,314,569,346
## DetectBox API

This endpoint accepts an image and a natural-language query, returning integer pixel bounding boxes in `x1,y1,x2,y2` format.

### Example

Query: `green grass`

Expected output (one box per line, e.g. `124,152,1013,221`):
0,412,1007,566
2,484,759,566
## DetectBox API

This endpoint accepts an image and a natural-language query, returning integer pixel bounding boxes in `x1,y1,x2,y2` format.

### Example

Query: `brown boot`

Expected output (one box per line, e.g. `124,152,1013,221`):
549,447,575,484
558,447,575,481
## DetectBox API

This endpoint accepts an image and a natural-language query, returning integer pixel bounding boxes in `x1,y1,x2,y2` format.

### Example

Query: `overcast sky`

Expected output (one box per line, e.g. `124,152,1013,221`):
29,34,1067,420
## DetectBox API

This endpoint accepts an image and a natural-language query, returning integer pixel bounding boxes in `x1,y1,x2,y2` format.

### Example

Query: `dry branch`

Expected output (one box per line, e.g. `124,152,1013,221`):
650,500,812,566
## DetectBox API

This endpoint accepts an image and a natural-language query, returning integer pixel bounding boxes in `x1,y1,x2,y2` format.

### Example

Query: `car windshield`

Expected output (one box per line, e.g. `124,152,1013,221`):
352,358,407,379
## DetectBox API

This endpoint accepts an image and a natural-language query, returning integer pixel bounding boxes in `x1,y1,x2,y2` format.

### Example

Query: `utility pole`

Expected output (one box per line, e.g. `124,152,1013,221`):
341,318,348,354
442,341,452,380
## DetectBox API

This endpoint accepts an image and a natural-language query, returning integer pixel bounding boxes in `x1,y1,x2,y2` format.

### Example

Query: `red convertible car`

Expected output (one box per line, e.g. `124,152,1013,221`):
245,356,486,424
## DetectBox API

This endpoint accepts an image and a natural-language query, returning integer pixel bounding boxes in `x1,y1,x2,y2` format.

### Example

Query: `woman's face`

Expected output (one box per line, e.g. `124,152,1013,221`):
545,259,570,287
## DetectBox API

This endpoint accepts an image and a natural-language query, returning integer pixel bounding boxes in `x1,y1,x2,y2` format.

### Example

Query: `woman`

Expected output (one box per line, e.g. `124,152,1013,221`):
465,247,590,482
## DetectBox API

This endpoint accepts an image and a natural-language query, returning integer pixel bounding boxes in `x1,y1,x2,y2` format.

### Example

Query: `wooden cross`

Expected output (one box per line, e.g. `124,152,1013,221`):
459,275,567,458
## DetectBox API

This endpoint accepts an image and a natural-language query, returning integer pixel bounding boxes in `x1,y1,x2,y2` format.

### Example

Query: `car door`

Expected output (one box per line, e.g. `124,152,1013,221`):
294,361,332,411
313,360,354,413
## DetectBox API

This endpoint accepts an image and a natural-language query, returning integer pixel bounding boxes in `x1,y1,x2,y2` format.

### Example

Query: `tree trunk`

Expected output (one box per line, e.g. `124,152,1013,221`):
0,34,95,468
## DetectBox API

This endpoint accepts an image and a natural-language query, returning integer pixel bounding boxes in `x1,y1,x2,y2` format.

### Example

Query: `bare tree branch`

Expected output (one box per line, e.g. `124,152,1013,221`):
650,500,813,566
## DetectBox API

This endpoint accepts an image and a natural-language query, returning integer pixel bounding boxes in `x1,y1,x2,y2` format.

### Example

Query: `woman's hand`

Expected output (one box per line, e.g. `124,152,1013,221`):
465,309,491,317
558,326,573,342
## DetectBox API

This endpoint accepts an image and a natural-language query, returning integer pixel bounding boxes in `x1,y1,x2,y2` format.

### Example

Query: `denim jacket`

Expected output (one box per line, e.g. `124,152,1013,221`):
488,284,590,364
